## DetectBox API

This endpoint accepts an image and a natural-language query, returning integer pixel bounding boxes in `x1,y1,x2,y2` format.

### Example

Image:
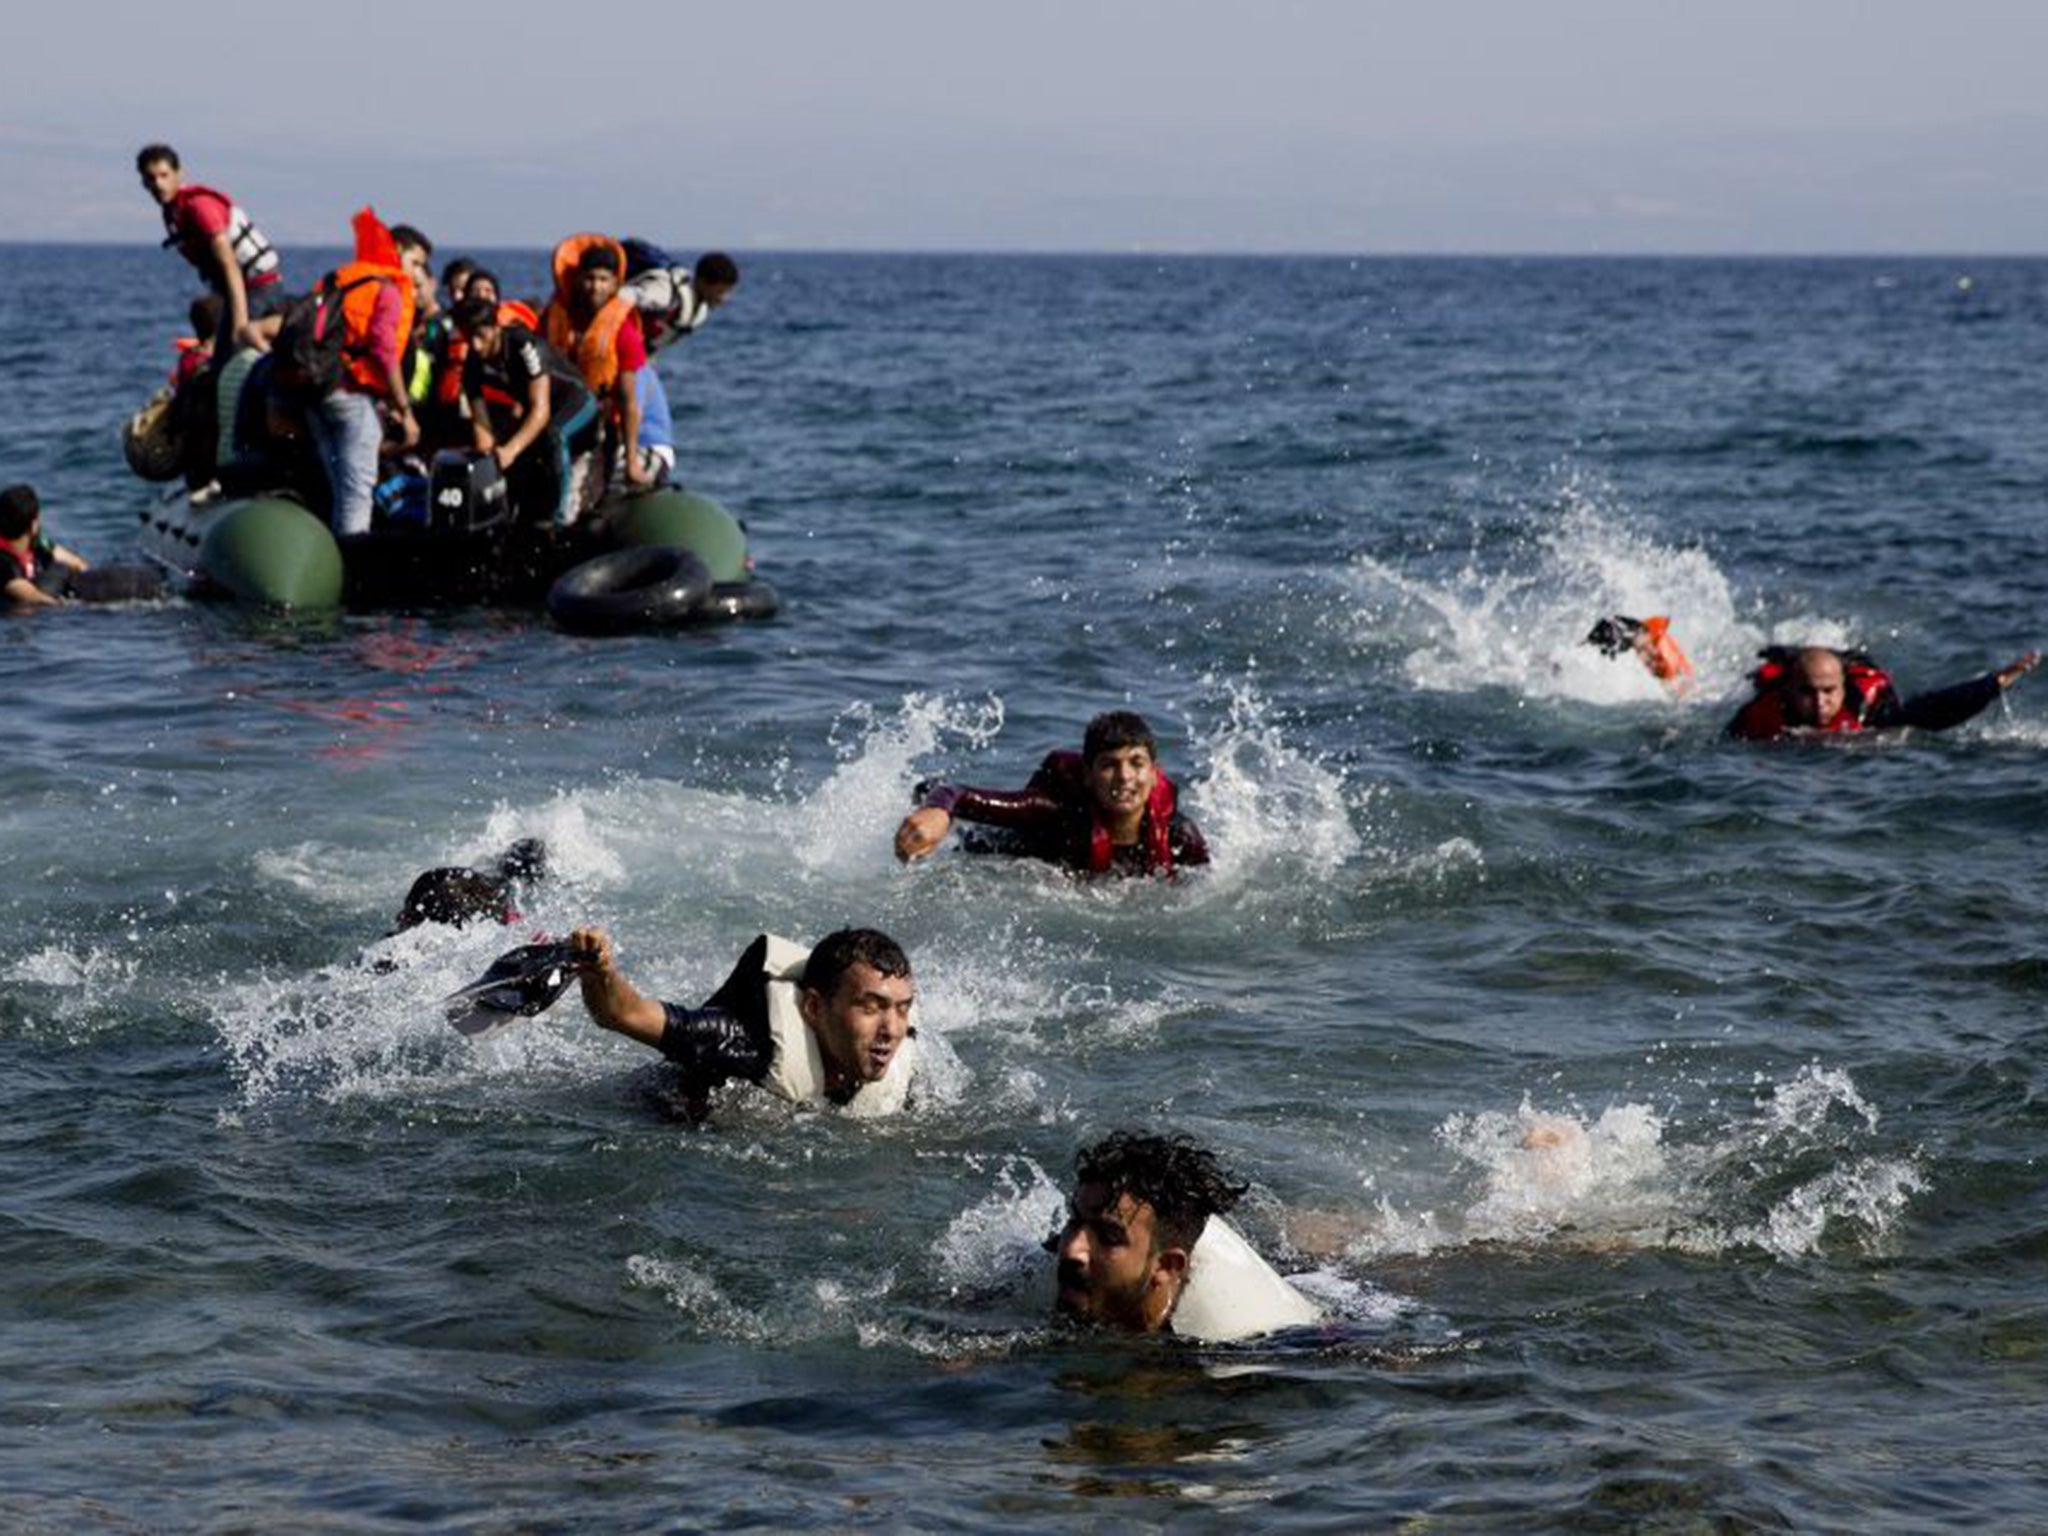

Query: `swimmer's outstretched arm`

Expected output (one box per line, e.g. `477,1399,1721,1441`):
1997,651,2042,690
895,781,1064,862
894,807,952,862
569,926,665,1048
1892,651,2043,732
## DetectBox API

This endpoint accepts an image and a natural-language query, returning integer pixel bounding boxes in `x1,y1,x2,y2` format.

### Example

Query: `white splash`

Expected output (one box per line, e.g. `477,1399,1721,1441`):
1345,486,1754,706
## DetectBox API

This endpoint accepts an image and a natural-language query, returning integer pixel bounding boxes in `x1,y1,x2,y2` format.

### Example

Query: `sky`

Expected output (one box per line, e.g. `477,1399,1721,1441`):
13,0,2048,254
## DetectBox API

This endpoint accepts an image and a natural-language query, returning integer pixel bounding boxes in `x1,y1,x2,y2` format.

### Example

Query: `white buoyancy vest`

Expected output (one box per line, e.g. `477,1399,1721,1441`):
757,935,918,1118
623,267,709,352
1167,1216,1323,1343
223,203,281,284
167,186,280,286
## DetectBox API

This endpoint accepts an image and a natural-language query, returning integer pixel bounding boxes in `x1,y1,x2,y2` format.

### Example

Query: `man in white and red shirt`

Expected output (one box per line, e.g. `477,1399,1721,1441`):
137,142,284,358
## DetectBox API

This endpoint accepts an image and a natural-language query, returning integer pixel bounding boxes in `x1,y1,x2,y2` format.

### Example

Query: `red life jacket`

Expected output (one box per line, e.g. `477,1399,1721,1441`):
1728,648,1897,740
0,534,37,586
1036,750,1182,876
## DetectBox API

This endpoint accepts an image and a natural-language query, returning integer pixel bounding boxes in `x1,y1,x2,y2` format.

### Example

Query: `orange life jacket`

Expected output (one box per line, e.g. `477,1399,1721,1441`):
333,208,415,395
541,233,634,394
1638,616,1694,686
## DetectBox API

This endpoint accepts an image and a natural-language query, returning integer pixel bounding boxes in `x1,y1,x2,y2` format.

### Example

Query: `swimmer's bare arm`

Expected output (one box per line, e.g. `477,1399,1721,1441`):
894,807,951,862
3,575,60,608
568,926,665,1047
1997,651,2041,690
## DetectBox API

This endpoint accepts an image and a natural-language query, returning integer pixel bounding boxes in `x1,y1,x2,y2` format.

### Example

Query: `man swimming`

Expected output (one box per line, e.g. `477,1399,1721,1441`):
564,925,918,1119
1052,1131,1322,1343
1585,614,1693,690
390,838,548,933
894,711,1209,878
1726,645,2038,740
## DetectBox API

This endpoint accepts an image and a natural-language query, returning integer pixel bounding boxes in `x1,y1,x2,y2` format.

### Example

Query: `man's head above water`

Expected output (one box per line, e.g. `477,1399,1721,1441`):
1054,1131,1248,1333
1783,647,1849,728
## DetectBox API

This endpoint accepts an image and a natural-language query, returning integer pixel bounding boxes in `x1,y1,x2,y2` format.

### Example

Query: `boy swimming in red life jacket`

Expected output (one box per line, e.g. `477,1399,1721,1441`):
0,484,89,610
893,711,1210,878
1726,645,2039,741
1585,614,1694,691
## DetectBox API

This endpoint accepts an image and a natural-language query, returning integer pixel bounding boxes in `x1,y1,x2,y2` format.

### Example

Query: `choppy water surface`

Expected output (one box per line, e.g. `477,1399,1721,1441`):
4,247,2046,1529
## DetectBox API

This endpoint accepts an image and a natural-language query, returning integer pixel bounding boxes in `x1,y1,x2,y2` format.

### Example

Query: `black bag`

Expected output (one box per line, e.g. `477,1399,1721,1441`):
270,271,383,399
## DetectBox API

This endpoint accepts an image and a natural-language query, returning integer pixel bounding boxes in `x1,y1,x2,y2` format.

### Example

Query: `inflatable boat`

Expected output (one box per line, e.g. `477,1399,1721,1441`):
130,348,775,623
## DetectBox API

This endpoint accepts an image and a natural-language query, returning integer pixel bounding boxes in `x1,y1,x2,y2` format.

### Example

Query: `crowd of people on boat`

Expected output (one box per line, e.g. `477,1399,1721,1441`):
131,142,739,540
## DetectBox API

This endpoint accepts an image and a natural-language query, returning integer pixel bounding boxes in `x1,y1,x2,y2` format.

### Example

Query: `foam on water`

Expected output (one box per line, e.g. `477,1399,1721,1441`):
1350,1065,1922,1262
1183,680,1361,884
1345,486,1756,706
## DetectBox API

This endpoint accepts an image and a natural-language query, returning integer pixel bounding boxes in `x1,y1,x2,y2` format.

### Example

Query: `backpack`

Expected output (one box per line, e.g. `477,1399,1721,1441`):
621,237,677,279
270,271,384,399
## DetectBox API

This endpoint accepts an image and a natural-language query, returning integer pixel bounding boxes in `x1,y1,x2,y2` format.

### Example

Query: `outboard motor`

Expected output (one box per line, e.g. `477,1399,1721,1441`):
429,450,510,535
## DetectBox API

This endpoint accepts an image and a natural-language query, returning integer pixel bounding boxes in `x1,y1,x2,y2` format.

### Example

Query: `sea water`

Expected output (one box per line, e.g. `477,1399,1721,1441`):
2,247,2045,1528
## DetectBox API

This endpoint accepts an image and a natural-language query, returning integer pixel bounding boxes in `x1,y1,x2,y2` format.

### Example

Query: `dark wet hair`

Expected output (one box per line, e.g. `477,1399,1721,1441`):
389,224,434,261
393,867,514,931
1074,1131,1246,1253
0,484,42,539
452,296,501,335
442,256,478,292
695,251,739,288
189,292,226,339
1083,711,1157,765
136,143,179,173
802,927,911,1002
576,244,624,277
1585,615,1643,658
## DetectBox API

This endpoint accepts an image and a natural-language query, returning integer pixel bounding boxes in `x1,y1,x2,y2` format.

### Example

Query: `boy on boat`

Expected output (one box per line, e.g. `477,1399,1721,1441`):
453,297,602,526
541,237,656,505
894,710,1210,878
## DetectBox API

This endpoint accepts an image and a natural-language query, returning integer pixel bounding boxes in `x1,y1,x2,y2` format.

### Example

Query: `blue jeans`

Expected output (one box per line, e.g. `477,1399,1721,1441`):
309,389,383,536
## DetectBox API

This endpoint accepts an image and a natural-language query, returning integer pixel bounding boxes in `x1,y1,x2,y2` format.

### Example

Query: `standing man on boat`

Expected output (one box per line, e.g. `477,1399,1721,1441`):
136,143,285,358
621,250,741,484
301,210,433,538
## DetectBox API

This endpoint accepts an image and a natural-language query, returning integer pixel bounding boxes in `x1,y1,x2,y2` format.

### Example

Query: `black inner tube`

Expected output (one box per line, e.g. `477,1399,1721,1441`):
546,545,714,634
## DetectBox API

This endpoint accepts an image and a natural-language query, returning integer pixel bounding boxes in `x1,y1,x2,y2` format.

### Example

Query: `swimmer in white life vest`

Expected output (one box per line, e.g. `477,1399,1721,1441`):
568,925,918,1119
1052,1131,1323,1344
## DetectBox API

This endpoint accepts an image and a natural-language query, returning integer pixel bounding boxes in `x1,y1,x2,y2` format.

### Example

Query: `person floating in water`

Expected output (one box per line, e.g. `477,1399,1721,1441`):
1585,614,1693,690
390,838,549,934
894,710,1209,878
0,484,89,610
1051,1131,1322,1343
564,925,918,1119
1726,645,2039,741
